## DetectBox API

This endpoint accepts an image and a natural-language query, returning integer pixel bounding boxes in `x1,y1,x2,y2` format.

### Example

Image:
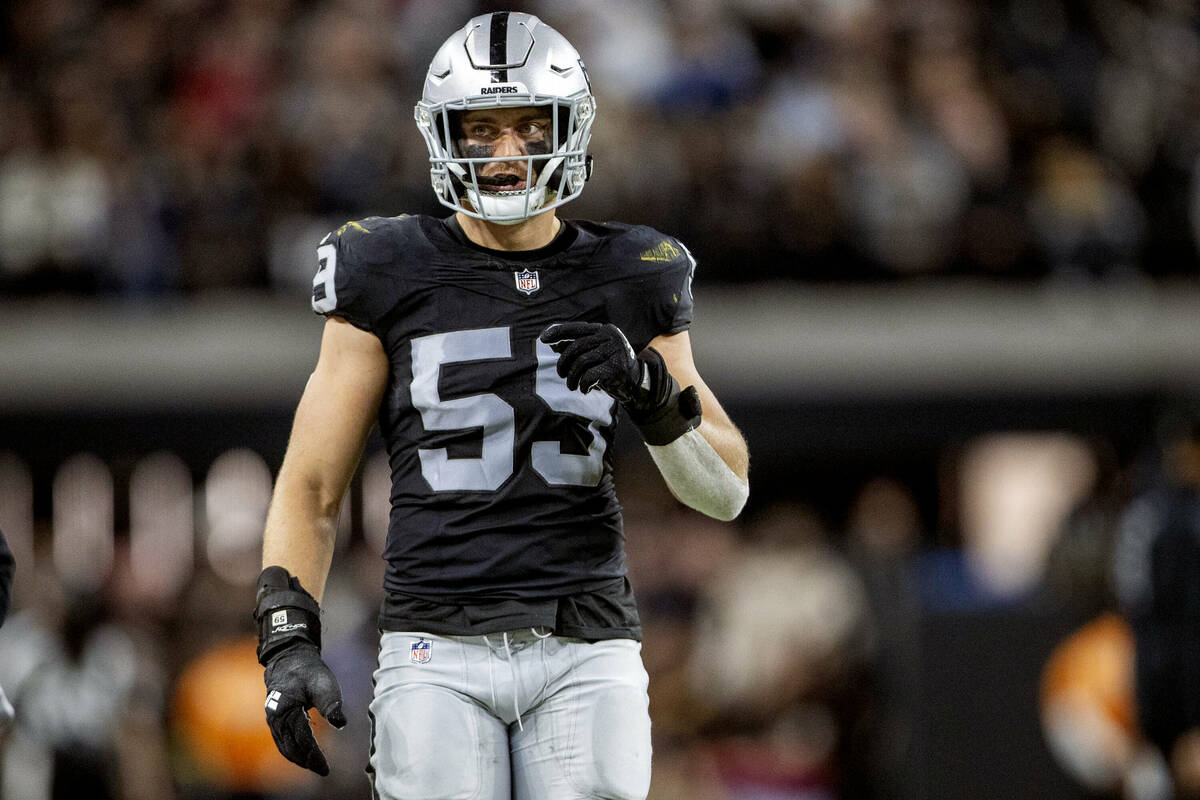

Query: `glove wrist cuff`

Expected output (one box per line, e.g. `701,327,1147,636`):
624,348,674,411
625,347,702,445
254,567,322,666
631,384,703,446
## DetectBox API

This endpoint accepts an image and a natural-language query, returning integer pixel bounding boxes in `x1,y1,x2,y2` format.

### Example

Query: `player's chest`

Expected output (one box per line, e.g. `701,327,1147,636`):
376,270,621,462
376,269,608,403
385,266,615,348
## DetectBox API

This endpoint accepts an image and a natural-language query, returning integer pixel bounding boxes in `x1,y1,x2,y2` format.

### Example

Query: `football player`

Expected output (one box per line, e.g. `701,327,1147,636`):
254,11,749,799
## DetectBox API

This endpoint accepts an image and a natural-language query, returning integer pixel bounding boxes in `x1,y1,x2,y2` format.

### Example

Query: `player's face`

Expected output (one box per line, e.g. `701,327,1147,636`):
457,107,553,191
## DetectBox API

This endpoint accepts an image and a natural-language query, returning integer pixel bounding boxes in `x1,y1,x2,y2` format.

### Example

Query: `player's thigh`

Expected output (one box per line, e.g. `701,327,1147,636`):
369,634,509,800
512,638,652,800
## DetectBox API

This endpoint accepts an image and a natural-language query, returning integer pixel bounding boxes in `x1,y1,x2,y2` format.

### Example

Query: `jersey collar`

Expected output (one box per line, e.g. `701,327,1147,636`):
437,214,578,263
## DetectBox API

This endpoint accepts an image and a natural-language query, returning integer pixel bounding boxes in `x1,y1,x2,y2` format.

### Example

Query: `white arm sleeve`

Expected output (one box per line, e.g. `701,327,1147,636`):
646,428,748,521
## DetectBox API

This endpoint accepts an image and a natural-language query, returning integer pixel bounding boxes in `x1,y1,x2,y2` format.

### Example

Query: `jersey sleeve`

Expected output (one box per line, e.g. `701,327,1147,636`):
615,231,696,351
310,218,396,333
652,238,696,335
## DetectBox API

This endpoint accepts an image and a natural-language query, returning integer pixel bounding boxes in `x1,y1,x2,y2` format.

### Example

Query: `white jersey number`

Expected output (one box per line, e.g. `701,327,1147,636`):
312,241,339,314
410,327,613,492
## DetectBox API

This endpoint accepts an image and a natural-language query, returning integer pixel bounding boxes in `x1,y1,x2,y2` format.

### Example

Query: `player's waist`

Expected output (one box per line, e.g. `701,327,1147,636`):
377,576,641,639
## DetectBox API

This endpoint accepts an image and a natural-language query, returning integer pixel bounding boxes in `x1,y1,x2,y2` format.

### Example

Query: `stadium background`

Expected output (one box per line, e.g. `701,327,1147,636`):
0,0,1198,797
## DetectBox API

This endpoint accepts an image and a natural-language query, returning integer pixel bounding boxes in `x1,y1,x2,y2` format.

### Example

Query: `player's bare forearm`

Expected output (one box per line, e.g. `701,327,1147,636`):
262,317,388,602
262,474,339,603
649,331,749,480
256,321,375,776
639,330,749,520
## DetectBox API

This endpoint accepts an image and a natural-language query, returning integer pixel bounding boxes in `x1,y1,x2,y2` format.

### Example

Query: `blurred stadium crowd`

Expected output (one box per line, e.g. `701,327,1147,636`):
3,426,1198,799
0,0,1197,296
1,0,1200,799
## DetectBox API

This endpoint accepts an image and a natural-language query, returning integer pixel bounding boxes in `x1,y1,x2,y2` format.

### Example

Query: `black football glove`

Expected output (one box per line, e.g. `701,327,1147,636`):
540,321,702,445
255,566,346,776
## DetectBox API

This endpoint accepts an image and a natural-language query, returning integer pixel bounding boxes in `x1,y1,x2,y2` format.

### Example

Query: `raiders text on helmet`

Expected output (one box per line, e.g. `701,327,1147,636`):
415,12,596,224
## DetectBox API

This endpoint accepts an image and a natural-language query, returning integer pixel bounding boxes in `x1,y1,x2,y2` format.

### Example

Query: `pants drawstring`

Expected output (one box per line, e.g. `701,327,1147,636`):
502,631,523,731
483,628,555,732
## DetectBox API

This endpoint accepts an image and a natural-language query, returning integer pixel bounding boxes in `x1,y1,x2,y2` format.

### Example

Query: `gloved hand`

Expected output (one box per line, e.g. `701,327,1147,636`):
540,321,701,445
255,566,346,776
539,322,662,408
263,642,346,776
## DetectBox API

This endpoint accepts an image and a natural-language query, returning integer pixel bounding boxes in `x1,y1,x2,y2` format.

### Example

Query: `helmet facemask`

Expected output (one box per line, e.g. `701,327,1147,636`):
417,96,595,225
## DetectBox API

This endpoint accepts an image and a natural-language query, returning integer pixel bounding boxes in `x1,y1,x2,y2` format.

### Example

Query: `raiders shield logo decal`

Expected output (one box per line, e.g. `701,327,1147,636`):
514,269,540,295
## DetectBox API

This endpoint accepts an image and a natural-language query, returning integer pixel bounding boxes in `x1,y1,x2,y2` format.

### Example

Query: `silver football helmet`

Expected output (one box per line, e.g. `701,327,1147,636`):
415,12,596,224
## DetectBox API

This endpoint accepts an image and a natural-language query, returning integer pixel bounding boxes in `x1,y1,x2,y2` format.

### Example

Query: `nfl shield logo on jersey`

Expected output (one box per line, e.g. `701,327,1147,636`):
410,639,432,664
514,270,540,295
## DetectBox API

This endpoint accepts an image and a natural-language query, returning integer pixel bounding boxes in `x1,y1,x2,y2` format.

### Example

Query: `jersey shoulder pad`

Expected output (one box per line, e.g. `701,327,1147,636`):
584,222,697,340
593,223,693,275
311,215,421,329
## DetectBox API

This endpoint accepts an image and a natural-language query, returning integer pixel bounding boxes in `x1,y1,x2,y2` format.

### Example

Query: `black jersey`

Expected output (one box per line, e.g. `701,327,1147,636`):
311,214,694,635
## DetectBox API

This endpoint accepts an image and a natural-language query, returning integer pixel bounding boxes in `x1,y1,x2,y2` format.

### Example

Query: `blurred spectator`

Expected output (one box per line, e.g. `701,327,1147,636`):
844,477,924,799
615,455,743,799
1025,136,1145,281
0,0,1197,296
1044,437,1126,617
534,0,677,106
173,635,314,799
1113,402,1200,798
688,501,872,799
270,6,409,216
1040,612,1171,799
920,432,1098,610
0,572,171,800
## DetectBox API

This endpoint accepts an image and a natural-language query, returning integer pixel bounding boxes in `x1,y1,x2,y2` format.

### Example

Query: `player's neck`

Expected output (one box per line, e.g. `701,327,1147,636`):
456,211,562,252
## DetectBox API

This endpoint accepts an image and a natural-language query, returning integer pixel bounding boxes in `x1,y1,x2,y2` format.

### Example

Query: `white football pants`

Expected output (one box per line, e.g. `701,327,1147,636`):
368,628,652,800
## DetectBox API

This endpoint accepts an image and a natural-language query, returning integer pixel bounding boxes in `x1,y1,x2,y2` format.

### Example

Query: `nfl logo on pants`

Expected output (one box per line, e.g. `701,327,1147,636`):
410,639,431,664
514,270,539,295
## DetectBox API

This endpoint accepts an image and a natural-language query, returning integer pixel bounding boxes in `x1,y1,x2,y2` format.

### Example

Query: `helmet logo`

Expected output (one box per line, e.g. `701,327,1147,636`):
480,85,520,95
